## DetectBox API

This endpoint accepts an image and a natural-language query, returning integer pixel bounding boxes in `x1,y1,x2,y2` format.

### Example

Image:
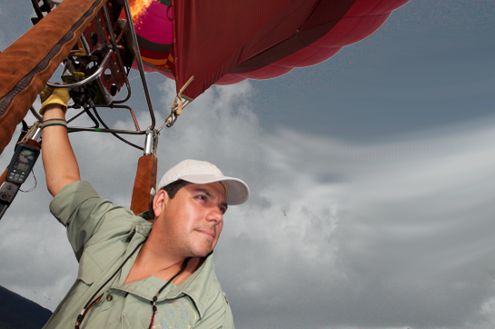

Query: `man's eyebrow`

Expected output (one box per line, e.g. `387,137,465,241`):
193,188,228,210
193,188,212,197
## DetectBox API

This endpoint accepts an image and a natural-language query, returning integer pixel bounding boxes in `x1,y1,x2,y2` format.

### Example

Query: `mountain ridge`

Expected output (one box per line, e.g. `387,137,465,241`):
0,285,52,329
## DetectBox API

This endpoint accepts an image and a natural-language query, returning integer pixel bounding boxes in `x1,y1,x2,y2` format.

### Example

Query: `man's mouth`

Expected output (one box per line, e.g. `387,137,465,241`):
196,228,215,240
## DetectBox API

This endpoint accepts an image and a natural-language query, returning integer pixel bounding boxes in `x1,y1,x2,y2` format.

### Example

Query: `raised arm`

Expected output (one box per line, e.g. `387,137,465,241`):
41,88,80,196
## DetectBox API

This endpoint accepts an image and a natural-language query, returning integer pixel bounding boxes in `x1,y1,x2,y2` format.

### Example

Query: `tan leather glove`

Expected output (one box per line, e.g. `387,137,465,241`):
39,87,69,114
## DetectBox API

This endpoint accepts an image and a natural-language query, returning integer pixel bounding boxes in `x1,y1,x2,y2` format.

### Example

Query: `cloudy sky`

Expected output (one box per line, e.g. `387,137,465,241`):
1,1,495,329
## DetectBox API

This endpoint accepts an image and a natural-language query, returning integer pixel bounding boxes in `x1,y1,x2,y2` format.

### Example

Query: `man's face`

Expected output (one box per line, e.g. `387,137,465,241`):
156,182,227,258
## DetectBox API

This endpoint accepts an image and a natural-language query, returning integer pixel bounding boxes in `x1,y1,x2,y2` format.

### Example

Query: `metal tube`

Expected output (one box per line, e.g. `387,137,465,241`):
102,5,118,47
122,0,156,129
67,127,146,135
144,131,154,155
102,4,129,86
110,78,132,104
46,50,113,88
32,127,42,142
80,34,91,55
109,104,141,131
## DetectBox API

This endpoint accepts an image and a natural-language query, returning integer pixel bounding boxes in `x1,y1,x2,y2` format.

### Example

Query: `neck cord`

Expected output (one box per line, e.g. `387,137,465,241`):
148,257,191,329
75,237,191,329
75,239,146,329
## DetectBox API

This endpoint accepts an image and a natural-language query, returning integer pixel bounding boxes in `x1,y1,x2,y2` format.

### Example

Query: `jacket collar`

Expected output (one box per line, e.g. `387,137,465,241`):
115,223,220,320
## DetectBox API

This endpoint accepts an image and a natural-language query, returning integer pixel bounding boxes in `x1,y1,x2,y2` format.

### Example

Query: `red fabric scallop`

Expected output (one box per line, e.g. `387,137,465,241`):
240,65,293,80
216,74,246,85
275,46,341,68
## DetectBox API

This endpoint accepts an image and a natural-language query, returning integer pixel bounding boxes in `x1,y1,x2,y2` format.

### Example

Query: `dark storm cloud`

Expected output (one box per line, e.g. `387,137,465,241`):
2,77,495,329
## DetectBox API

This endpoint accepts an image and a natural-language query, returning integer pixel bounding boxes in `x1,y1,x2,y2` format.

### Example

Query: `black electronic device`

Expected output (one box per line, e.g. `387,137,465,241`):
0,143,40,219
6,144,40,185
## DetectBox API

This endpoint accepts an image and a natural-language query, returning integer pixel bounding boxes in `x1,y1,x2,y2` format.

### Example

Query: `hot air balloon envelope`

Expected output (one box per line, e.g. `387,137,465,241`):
132,0,408,100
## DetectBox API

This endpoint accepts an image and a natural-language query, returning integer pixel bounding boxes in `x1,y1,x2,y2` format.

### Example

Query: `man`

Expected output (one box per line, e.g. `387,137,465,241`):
39,88,249,329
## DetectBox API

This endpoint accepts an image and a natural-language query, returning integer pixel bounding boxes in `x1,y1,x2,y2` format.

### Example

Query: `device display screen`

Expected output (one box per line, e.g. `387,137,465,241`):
17,149,35,169
7,145,40,185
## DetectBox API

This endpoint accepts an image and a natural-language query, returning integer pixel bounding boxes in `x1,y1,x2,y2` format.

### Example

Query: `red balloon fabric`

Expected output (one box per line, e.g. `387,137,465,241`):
133,0,408,100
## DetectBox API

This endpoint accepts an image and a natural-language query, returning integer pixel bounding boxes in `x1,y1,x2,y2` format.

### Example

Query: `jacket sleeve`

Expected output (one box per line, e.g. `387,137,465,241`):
49,181,121,260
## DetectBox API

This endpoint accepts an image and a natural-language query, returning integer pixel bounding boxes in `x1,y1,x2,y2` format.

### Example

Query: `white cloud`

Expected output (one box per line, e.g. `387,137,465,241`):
472,294,495,329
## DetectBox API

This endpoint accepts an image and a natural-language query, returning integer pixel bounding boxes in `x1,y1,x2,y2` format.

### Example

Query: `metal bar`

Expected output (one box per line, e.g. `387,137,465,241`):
91,107,144,150
102,3,128,83
104,20,133,104
111,78,132,104
107,104,141,131
32,127,42,141
68,126,146,135
144,131,154,154
80,34,92,55
46,50,114,88
122,0,156,129
31,0,44,19
41,0,52,13
108,22,134,104
102,4,118,48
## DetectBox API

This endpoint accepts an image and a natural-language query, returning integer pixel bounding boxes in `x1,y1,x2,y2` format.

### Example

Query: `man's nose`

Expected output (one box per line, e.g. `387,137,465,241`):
206,206,223,223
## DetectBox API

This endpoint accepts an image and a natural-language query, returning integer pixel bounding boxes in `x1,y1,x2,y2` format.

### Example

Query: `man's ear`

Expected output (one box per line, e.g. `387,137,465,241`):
152,189,169,218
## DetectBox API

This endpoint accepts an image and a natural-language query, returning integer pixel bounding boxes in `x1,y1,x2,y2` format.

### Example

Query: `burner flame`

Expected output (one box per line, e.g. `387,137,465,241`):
129,0,156,24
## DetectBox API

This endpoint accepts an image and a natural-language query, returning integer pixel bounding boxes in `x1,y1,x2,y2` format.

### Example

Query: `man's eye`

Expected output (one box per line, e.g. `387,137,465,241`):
196,194,208,201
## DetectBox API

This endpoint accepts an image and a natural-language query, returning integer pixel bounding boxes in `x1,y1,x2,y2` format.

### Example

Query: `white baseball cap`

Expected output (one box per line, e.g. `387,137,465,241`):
157,159,249,205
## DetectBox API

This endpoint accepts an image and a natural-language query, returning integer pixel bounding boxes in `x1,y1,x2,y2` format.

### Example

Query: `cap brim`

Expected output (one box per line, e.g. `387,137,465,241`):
180,174,249,205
